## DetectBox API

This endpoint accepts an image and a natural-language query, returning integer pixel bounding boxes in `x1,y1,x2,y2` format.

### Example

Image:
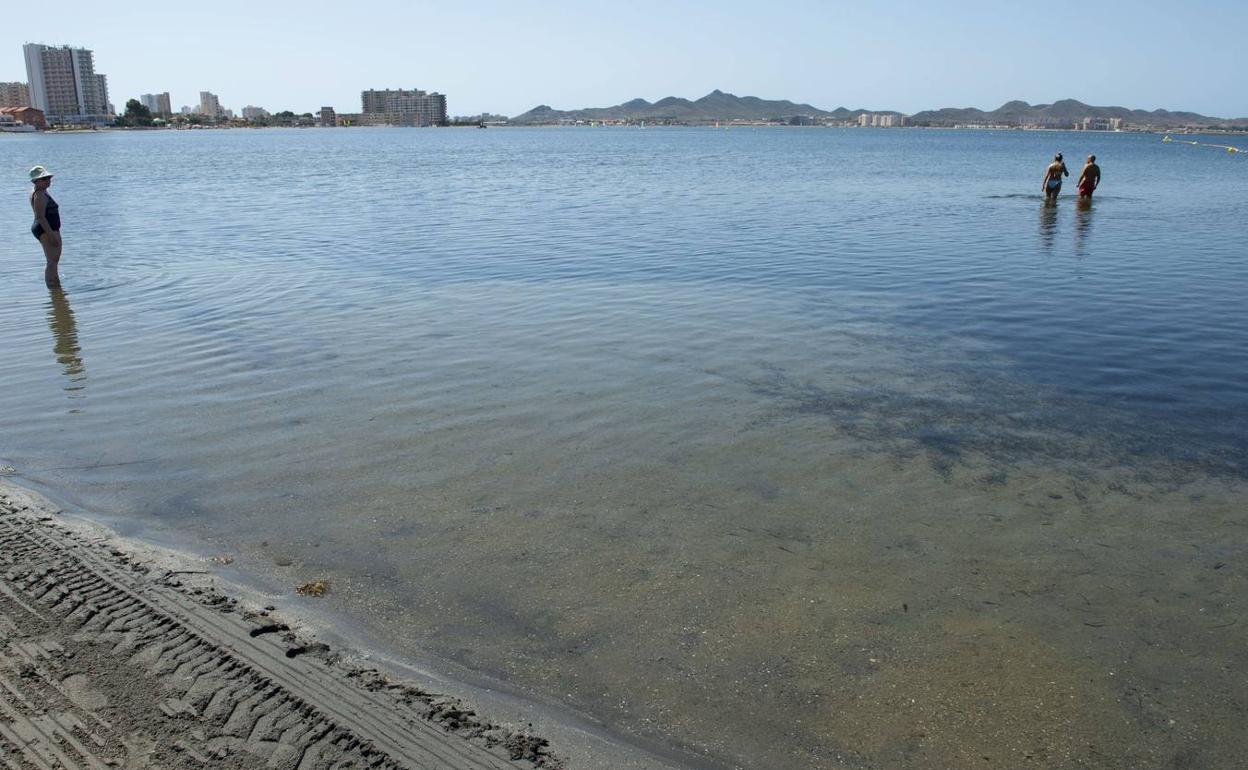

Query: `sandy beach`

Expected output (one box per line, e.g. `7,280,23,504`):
0,481,686,770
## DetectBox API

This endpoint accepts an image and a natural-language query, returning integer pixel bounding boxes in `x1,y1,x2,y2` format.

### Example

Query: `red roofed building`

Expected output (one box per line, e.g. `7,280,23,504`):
0,106,47,129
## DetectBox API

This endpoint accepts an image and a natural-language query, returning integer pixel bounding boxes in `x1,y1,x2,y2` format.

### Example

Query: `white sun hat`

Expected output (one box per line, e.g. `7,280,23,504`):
29,165,53,182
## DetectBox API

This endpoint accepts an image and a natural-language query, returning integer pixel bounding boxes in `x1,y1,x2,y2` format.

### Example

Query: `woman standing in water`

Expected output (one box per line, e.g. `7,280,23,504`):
29,165,62,287
1041,152,1068,201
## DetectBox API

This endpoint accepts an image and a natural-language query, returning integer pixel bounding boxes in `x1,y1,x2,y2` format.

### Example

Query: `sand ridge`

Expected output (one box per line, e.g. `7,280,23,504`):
0,484,562,770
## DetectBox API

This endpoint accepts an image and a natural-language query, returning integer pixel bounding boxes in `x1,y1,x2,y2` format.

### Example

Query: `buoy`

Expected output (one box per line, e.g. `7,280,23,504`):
1161,135,1241,154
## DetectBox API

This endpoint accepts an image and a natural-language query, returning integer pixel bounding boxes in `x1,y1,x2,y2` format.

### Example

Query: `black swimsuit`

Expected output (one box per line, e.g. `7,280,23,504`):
31,193,60,240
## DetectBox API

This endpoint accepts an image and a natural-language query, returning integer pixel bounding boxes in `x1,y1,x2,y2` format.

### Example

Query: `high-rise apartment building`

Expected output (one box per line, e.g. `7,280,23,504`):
319,106,336,126
0,82,30,109
360,88,447,126
198,91,223,118
95,74,111,115
23,43,111,123
857,112,909,128
140,92,172,115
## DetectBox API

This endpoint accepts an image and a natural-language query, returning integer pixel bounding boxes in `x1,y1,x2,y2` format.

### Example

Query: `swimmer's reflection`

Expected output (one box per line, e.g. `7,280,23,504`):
46,287,86,395
1074,197,1094,255
1039,199,1058,251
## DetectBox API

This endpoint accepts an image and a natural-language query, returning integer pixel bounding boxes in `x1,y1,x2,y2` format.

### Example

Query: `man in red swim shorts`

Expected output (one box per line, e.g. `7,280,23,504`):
1077,155,1101,198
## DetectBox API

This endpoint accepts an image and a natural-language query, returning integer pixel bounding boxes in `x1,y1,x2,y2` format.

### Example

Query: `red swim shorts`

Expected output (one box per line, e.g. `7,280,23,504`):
1078,182,1095,197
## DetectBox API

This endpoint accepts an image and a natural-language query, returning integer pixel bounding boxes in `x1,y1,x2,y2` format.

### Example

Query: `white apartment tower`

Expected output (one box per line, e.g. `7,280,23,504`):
96,74,112,116
23,43,111,123
198,91,223,118
140,92,172,115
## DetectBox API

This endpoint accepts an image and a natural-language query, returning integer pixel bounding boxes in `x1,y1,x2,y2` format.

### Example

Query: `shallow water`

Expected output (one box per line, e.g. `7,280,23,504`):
2,127,1247,769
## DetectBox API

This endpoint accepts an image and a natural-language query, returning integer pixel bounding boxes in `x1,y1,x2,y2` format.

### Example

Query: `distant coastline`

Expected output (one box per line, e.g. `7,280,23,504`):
506,90,1248,131
10,124,1244,138
9,88,1247,135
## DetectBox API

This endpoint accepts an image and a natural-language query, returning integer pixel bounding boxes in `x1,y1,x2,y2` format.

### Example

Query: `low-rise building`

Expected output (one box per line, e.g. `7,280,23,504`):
241,105,269,120
0,105,47,129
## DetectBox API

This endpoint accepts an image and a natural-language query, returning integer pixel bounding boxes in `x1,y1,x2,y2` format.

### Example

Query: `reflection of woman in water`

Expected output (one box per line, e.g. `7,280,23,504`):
29,165,62,287
47,287,86,383
1039,197,1058,250
46,287,87,405
1042,153,1068,200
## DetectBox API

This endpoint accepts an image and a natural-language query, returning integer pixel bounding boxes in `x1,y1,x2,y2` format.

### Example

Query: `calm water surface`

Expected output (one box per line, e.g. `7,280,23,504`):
2,127,1247,769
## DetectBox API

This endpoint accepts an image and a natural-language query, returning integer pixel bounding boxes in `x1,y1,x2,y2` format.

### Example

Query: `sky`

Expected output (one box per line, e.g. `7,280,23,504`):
2,0,1245,118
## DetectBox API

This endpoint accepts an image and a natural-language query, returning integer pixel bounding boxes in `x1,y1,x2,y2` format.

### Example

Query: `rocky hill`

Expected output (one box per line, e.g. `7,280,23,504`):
510,92,1246,128
908,99,1247,128
510,90,884,124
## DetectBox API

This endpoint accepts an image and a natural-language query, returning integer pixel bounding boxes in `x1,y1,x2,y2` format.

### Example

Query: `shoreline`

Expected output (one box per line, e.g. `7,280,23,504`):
0,479,693,770
8,125,1246,135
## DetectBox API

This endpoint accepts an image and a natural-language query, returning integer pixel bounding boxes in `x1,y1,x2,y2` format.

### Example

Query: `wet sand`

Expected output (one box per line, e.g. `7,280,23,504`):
0,481,685,770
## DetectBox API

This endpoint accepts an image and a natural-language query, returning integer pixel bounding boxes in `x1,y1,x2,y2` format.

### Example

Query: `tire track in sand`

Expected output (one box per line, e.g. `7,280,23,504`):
0,490,561,770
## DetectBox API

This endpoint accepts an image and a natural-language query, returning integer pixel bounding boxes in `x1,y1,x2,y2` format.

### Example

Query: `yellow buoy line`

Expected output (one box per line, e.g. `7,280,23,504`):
1162,135,1242,153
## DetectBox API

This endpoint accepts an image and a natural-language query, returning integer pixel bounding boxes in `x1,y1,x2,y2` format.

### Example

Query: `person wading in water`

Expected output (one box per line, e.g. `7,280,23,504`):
1042,153,1069,201
29,165,62,287
1077,155,1101,199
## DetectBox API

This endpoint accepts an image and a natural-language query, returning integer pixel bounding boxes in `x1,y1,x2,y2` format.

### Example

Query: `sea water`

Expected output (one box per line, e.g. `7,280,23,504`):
2,127,1246,769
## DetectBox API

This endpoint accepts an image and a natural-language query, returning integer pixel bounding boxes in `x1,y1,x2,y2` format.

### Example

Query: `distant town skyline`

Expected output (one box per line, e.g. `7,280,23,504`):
2,0,1245,119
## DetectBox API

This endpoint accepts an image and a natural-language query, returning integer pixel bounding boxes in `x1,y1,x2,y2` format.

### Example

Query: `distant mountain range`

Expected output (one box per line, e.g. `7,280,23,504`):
909,99,1247,128
509,91,1246,128
510,90,897,124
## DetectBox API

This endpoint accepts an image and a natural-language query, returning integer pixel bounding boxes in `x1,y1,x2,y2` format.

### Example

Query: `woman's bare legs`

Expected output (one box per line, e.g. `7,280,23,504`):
41,232,62,287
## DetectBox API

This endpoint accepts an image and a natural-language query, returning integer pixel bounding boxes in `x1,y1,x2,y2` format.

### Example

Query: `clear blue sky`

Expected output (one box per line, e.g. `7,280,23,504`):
3,0,1244,118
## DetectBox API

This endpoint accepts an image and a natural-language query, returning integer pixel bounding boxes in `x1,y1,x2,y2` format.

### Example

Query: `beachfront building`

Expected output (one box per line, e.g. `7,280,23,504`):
23,43,111,124
140,92,172,115
360,88,447,127
319,106,336,126
1078,116,1124,131
198,91,223,118
0,106,47,129
0,81,30,108
241,105,269,120
96,75,111,116
858,112,910,127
